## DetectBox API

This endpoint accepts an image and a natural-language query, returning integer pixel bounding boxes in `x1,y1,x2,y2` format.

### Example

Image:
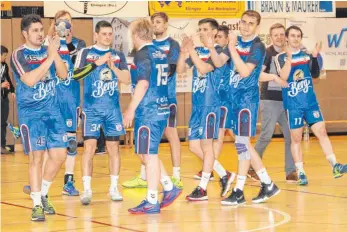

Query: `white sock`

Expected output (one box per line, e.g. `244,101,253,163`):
172,167,181,179
234,175,247,191
41,179,52,196
326,154,337,168
147,189,158,204
198,172,211,190
256,168,272,184
82,176,92,191
30,192,42,207
295,162,305,175
213,160,227,178
110,175,119,190
140,164,147,180
160,176,173,191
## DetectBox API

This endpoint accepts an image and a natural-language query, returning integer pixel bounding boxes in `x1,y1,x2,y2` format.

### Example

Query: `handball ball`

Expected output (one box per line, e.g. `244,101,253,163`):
55,19,71,38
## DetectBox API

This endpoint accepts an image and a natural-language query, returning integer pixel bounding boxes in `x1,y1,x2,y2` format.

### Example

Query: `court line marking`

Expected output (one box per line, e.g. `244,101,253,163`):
238,205,291,232
0,201,144,232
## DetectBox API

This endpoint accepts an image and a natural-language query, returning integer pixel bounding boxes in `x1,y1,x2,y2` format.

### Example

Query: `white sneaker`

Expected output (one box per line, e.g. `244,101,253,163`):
80,189,92,205
109,188,123,201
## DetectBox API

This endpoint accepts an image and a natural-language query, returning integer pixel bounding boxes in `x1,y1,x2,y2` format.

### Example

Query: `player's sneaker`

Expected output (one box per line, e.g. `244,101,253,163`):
8,123,21,139
80,189,92,205
193,170,214,180
160,185,182,208
298,172,308,185
247,169,260,181
333,163,347,178
252,182,280,204
186,186,208,201
23,185,31,195
171,176,183,189
41,195,55,214
62,180,79,196
286,171,298,183
95,148,106,155
1,147,12,154
121,174,147,188
109,188,123,201
221,188,246,206
220,171,236,197
31,205,45,221
128,199,160,214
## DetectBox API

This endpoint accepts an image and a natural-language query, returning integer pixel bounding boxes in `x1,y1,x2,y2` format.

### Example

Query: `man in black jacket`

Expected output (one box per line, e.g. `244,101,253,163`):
1,45,15,154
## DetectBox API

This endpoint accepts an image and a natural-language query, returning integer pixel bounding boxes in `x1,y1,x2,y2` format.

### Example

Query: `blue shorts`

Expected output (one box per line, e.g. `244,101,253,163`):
19,110,67,154
220,104,232,130
167,103,177,128
286,104,324,130
82,108,125,139
231,103,259,137
188,106,220,140
59,100,80,132
134,119,167,155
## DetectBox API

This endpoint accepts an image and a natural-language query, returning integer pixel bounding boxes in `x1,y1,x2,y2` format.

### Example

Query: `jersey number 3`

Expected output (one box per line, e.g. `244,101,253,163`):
156,64,168,87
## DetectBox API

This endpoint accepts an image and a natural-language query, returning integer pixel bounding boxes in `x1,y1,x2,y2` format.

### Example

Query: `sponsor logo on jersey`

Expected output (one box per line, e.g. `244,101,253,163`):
293,69,304,81
288,79,311,97
152,50,166,60
192,76,207,93
229,69,242,88
33,78,57,101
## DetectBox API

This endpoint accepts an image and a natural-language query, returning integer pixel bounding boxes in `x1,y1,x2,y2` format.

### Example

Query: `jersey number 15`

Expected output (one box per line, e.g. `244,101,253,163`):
156,64,168,87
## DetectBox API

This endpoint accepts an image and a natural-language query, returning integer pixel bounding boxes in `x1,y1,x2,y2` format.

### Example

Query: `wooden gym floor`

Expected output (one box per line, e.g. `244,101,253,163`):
1,136,347,232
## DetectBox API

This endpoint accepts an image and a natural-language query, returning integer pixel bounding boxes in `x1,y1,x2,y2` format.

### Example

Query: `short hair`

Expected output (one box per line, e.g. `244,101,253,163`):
269,23,285,34
1,45,8,55
241,10,261,25
218,25,229,37
131,18,153,41
285,25,303,38
95,20,112,33
21,14,42,31
198,18,219,30
54,10,72,21
150,12,169,23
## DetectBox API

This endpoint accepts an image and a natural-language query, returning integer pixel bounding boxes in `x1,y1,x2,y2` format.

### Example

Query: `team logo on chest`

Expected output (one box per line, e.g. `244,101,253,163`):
33,71,56,101
192,75,207,93
229,69,242,88
92,67,118,98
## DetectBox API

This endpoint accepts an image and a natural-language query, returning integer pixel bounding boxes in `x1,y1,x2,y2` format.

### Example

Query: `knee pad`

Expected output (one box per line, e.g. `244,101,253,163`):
235,136,250,161
67,135,77,156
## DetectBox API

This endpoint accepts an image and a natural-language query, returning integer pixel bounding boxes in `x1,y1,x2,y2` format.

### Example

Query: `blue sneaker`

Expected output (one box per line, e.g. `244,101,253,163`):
8,123,21,139
23,185,31,195
62,181,80,196
333,163,347,178
160,185,182,208
298,172,308,186
128,200,160,214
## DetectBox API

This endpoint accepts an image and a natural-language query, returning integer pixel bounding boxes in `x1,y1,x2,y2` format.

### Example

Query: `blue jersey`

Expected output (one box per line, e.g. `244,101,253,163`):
11,45,58,112
223,36,265,104
275,50,318,110
71,37,86,52
153,37,180,100
219,56,231,105
186,45,223,107
131,43,169,121
56,39,80,104
74,45,128,110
